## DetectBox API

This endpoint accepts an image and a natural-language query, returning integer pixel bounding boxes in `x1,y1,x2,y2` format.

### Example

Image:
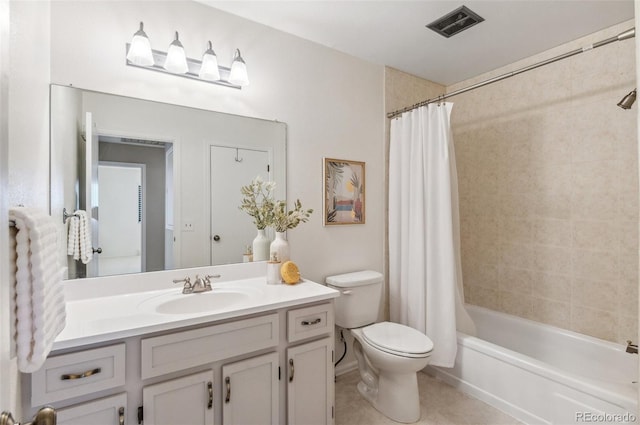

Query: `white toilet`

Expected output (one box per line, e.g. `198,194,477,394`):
326,271,433,423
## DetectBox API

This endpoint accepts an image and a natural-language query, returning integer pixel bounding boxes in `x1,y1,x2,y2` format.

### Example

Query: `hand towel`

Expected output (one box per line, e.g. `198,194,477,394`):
66,210,92,264
10,207,66,373
66,215,79,259
77,210,93,264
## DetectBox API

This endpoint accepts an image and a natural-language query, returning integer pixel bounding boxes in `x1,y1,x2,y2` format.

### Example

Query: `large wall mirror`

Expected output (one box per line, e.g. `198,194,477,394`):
50,85,286,279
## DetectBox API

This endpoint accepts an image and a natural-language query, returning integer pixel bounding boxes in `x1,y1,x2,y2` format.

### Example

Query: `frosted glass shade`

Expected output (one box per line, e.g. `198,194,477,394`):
199,43,220,81
126,23,154,66
229,49,249,86
164,34,188,74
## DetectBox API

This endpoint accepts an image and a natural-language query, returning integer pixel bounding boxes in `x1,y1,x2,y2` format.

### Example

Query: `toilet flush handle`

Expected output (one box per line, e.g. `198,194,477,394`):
341,290,352,295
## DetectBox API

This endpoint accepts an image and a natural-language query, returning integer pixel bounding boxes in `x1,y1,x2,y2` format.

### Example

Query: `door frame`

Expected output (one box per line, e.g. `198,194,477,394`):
0,0,14,414
93,127,180,270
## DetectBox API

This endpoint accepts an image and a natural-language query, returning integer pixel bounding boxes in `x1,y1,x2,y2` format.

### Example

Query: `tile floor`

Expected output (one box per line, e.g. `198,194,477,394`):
335,370,522,425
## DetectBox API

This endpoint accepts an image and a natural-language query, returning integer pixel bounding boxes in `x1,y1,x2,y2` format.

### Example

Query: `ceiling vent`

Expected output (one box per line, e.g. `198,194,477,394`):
426,5,484,38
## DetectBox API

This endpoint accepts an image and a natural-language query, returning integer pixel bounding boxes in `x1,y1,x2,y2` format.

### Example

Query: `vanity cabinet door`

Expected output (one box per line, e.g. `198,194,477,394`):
221,352,279,425
286,337,334,425
143,370,214,425
57,393,127,425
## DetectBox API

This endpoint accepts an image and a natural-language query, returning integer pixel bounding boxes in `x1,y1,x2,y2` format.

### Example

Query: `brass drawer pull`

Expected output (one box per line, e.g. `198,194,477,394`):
301,318,321,326
119,407,125,425
61,367,102,380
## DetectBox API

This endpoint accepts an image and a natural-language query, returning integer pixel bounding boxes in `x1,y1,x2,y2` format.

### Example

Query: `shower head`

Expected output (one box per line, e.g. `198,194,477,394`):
617,89,636,109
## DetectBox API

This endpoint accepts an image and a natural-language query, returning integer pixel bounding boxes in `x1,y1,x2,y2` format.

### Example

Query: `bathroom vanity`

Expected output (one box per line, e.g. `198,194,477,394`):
21,263,339,425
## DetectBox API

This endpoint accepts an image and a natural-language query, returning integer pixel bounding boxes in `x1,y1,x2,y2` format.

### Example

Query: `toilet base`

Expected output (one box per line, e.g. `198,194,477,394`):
357,371,422,423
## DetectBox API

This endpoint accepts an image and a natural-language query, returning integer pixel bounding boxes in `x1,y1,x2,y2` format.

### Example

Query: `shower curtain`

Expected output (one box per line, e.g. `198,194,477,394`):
389,103,475,368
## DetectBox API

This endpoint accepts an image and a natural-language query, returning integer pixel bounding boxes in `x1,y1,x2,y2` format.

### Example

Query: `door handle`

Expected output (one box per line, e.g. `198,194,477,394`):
1,406,56,425
212,235,221,242
289,358,294,382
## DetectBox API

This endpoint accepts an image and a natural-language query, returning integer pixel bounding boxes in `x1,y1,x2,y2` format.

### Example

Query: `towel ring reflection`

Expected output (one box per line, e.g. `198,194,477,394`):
62,208,81,224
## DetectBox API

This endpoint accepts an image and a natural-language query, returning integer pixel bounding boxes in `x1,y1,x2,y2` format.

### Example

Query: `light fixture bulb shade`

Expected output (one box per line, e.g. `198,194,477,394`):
164,32,188,74
199,43,220,81
229,49,249,86
126,23,154,66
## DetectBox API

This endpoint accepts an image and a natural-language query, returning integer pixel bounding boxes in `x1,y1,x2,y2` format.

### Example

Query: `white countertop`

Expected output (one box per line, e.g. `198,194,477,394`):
54,265,339,351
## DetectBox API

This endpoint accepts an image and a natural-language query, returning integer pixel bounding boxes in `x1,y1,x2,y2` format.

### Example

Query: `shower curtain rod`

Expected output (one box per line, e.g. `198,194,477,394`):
387,27,636,119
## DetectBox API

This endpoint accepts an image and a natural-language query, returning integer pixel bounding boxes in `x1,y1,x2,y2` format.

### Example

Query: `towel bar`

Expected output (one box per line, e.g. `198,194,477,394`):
62,208,81,223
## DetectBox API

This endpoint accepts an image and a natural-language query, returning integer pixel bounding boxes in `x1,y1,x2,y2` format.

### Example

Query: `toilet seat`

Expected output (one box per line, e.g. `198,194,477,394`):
361,322,433,358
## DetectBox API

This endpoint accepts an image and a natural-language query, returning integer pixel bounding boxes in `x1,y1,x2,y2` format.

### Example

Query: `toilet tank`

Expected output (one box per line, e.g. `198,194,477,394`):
326,270,383,329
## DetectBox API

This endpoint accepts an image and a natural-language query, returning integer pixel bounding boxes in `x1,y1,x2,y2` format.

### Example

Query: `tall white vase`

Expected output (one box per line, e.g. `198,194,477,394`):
252,229,270,261
270,231,290,263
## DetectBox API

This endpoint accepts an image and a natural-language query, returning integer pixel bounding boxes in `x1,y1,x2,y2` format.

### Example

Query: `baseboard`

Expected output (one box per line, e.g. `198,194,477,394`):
335,360,357,376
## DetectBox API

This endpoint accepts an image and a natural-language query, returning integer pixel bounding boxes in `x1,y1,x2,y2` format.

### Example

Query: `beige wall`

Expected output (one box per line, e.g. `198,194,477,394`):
451,20,637,343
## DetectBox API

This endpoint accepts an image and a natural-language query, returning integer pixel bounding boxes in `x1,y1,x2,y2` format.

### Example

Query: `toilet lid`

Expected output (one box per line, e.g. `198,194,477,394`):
362,322,433,356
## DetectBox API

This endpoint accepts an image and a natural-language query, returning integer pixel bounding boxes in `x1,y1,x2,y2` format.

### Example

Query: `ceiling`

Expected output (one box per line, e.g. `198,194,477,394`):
202,0,635,86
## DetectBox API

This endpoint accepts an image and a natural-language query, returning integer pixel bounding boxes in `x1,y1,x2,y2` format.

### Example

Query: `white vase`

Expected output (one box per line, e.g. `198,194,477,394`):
252,229,270,261
270,231,290,263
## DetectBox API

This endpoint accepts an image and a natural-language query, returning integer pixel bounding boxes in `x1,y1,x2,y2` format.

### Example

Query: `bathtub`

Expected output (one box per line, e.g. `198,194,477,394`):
428,305,638,424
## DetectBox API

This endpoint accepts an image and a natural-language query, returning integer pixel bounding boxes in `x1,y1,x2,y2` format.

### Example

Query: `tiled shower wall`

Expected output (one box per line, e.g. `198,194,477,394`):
450,21,638,343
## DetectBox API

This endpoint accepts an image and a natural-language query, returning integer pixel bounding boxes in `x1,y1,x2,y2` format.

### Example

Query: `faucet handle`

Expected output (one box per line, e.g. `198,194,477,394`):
173,277,192,294
203,274,221,290
173,277,191,284
205,274,221,280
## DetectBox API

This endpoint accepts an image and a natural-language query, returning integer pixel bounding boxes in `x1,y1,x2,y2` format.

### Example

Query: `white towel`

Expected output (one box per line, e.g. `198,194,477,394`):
66,210,92,264
66,215,79,259
10,207,67,373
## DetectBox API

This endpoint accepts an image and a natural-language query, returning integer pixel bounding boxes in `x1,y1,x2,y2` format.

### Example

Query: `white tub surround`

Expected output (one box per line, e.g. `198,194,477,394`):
429,305,638,425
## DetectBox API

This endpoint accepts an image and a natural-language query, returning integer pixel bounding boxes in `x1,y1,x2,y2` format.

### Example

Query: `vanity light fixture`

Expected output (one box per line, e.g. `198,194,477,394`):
126,22,154,66
125,22,248,89
229,49,250,87
199,41,221,81
164,32,188,74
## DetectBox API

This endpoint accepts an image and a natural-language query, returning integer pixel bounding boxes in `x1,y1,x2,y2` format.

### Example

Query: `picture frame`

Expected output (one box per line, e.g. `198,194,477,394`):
323,157,365,225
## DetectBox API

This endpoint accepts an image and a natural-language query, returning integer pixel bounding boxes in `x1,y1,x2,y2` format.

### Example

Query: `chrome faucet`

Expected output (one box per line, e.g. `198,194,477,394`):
626,340,638,354
173,274,221,294
191,275,212,293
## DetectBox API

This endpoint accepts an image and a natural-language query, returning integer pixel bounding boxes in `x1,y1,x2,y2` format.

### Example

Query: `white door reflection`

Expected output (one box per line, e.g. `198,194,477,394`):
98,162,144,276
210,145,270,265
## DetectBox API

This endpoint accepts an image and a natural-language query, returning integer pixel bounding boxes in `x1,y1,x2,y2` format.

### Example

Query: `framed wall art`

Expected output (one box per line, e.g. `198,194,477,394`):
323,158,365,225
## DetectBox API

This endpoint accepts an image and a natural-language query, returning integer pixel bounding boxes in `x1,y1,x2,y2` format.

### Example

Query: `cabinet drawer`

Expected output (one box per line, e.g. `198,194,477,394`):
287,303,333,343
31,344,126,406
141,313,279,379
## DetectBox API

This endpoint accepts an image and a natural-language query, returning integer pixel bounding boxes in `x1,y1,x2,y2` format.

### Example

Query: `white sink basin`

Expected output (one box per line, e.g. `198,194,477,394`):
138,289,253,315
